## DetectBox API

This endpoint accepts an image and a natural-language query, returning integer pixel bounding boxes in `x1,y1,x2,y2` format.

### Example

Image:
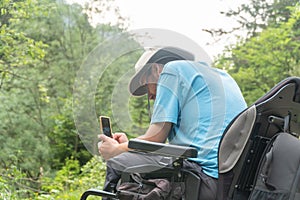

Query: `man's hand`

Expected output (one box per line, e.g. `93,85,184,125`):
98,133,128,160
113,132,128,144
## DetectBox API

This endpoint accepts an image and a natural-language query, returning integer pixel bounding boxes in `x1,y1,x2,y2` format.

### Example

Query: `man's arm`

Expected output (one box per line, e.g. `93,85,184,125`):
98,122,172,160
138,122,172,143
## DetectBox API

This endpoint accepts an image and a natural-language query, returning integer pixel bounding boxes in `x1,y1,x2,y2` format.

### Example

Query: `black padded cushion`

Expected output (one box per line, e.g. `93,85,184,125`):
128,139,198,159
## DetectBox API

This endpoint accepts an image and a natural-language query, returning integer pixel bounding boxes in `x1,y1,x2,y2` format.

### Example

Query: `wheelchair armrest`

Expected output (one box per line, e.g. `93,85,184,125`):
128,139,198,159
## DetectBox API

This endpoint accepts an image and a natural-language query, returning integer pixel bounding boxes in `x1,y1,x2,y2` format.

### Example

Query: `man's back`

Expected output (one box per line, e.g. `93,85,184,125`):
151,60,247,178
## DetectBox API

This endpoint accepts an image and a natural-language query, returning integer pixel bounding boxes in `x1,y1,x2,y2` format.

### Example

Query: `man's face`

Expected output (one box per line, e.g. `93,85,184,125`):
141,72,158,100
146,82,157,100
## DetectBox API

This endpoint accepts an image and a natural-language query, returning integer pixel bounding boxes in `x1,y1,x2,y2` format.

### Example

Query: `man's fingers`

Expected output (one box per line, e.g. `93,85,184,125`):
112,132,128,143
99,134,109,142
97,141,102,149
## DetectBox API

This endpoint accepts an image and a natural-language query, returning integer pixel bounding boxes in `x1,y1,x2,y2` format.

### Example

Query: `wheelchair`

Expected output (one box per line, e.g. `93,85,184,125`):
80,77,300,200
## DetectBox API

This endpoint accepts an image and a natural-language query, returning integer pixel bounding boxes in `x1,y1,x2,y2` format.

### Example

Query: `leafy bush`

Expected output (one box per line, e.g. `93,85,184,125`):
0,156,106,200
40,156,106,200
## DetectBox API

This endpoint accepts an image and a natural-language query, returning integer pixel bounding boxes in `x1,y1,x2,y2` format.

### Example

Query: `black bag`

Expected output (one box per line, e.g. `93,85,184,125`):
249,132,300,200
116,173,172,200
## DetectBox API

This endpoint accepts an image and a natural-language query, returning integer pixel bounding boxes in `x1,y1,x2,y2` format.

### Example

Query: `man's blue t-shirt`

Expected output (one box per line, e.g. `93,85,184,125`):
151,61,247,178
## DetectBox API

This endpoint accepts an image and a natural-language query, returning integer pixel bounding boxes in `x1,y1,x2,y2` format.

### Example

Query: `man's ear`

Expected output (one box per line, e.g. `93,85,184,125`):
151,63,163,77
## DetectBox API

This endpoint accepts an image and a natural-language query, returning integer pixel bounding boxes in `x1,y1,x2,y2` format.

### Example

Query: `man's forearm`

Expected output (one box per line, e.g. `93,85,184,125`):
137,122,171,143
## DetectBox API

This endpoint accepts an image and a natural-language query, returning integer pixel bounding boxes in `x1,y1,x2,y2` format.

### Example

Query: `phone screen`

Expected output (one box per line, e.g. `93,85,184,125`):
100,116,112,138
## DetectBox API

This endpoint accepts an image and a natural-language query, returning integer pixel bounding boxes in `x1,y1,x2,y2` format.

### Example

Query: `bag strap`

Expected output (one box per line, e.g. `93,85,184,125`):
130,173,143,184
260,148,276,190
283,115,290,133
259,134,283,191
131,173,158,187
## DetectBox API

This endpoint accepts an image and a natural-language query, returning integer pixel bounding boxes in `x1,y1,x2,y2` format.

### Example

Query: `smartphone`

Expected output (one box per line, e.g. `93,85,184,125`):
99,116,113,138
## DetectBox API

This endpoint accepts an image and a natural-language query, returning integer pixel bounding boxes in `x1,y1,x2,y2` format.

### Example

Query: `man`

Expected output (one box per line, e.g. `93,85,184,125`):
98,46,247,199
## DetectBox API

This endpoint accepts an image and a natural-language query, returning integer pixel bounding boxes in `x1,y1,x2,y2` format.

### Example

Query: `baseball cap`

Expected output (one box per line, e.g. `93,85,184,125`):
129,46,195,96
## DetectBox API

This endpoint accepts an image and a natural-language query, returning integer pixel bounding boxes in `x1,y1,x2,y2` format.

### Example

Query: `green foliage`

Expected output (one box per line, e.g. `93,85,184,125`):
0,0,52,191
41,156,106,200
50,98,92,169
0,156,106,200
0,0,127,198
221,0,299,37
1,0,300,199
129,96,151,136
0,158,46,199
94,48,152,136
215,4,300,104
0,0,47,85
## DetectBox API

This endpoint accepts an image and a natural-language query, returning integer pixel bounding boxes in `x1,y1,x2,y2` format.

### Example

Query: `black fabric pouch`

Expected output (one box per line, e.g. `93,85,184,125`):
249,133,300,200
116,173,172,200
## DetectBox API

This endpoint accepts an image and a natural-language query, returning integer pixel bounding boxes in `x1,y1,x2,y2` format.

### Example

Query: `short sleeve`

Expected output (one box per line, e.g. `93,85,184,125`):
150,65,180,125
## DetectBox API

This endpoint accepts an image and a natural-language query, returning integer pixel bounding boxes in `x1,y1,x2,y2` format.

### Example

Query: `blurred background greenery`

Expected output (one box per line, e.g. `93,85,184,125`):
0,0,299,199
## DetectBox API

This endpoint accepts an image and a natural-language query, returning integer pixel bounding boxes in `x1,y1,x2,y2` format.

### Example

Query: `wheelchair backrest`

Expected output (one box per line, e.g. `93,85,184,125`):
217,77,300,200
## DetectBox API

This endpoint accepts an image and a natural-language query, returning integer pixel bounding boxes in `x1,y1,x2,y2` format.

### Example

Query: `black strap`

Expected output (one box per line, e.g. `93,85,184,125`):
283,115,290,133
259,134,281,191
